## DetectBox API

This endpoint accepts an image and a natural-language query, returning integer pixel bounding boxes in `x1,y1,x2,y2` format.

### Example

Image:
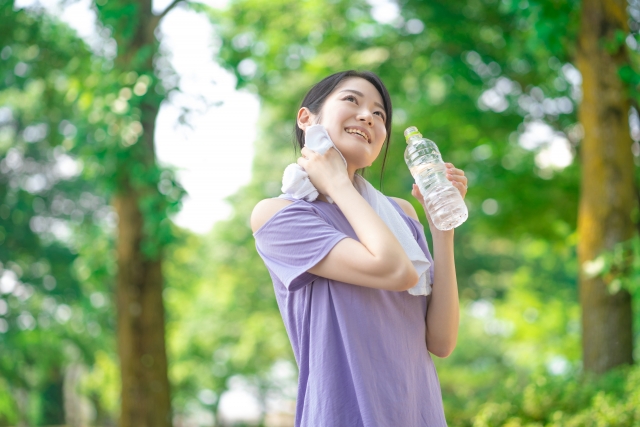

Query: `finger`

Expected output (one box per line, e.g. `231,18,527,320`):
445,163,457,172
452,180,467,190
446,170,465,181
296,157,308,168
411,183,420,197
328,146,344,159
448,174,468,185
300,147,317,158
452,181,467,197
446,167,465,177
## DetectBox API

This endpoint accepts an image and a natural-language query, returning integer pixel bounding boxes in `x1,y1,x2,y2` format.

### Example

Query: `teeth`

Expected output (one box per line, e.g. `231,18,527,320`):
346,129,368,142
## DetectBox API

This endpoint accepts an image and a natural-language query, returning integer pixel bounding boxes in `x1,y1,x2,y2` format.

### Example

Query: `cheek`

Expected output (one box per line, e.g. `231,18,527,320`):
323,127,344,148
323,123,340,138
376,125,387,146
374,141,385,157
318,111,340,131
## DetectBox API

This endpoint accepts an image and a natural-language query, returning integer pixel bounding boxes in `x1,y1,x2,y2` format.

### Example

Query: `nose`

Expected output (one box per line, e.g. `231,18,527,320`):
357,109,373,126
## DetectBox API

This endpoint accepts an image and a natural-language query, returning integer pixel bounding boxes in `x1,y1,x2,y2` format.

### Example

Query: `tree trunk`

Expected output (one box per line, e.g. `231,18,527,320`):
108,0,178,424
576,0,635,374
115,189,172,427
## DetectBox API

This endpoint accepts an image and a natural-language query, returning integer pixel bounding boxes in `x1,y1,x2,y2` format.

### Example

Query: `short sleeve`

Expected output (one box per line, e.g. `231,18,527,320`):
253,201,349,291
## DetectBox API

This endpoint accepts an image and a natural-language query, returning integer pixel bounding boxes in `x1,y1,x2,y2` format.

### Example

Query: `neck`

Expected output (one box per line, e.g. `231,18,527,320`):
347,167,357,183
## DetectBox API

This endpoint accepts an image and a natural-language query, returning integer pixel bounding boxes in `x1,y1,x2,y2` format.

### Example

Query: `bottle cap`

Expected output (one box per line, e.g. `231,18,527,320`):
404,126,422,143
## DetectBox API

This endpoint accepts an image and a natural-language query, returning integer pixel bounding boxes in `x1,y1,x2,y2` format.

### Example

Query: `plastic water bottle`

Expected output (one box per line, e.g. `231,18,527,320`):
404,126,468,230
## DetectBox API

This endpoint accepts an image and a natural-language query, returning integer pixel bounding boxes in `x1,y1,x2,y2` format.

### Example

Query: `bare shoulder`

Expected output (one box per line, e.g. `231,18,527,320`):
390,197,420,221
250,198,294,233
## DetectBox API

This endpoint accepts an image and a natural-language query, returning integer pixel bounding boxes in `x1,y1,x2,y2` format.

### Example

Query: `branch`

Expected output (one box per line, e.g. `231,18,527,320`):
152,0,185,29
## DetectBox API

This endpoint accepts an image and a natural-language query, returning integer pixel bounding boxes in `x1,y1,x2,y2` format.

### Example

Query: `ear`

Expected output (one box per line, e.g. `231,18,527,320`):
297,107,316,131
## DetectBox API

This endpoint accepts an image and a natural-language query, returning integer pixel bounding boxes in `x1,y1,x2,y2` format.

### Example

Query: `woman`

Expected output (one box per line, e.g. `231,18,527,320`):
251,70,467,426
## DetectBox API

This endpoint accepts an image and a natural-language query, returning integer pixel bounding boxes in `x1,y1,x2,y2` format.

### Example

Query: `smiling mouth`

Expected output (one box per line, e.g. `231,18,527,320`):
345,128,370,143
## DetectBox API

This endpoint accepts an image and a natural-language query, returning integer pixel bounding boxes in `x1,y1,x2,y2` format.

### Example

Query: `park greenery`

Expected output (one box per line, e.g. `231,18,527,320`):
0,0,639,425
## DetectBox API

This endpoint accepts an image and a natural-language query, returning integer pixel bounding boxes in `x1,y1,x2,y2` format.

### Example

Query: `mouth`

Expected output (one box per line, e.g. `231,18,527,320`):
345,127,371,144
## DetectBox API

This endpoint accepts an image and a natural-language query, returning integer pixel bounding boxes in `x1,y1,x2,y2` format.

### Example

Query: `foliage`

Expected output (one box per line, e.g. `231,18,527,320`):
164,209,292,419
468,364,640,427
0,3,119,424
208,0,636,423
1,0,638,424
597,235,640,295
593,235,640,348
1,0,184,422
212,0,581,241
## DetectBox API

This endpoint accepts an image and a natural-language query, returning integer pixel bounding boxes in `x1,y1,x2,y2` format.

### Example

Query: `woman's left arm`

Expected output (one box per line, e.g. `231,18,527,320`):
412,163,468,358
424,228,458,358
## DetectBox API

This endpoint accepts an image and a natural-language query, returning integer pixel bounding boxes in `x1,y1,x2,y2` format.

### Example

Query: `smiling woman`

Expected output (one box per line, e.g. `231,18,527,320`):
296,80,387,172
249,70,468,427
293,71,393,177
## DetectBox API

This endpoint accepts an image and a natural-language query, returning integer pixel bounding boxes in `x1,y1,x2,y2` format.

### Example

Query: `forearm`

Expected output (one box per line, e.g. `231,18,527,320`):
329,181,416,280
425,225,460,358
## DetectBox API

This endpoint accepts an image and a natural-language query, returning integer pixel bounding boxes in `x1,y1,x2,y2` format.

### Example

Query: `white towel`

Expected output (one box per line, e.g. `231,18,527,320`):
281,125,347,203
280,124,432,296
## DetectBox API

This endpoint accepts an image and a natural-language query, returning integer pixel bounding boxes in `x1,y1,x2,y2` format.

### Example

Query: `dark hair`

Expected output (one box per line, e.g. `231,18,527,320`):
294,70,393,187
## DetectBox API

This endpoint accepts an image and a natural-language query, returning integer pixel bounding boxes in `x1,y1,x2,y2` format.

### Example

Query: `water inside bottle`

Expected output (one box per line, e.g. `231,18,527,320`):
423,185,468,230
404,125,469,230
412,163,450,196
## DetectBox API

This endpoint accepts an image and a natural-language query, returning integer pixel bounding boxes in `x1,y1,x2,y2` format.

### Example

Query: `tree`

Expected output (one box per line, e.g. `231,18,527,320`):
576,0,635,373
3,1,192,426
92,0,187,424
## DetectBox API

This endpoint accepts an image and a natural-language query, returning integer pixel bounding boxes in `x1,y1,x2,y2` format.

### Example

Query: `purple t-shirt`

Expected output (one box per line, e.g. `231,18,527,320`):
253,196,447,427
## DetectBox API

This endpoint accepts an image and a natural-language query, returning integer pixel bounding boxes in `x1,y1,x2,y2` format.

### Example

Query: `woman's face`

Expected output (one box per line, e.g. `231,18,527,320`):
300,77,388,172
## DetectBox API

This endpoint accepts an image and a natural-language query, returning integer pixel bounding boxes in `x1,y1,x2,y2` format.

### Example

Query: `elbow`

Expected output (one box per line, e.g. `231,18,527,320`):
428,340,457,358
430,346,455,359
371,256,418,291
390,264,419,292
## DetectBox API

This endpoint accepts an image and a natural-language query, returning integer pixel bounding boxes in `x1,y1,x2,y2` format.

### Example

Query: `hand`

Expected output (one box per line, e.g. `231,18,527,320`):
411,183,434,229
411,162,468,231
411,163,468,202
297,146,350,196
445,163,468,199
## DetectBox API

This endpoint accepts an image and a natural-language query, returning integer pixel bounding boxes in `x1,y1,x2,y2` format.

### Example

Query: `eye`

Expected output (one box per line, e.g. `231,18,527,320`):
343,95,358,103
374,111,386,120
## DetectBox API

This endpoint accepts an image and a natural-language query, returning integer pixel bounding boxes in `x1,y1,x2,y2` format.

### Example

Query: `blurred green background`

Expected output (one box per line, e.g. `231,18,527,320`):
1,0,639,425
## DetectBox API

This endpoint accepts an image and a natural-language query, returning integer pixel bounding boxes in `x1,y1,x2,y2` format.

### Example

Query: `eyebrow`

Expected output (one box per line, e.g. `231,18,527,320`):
338,89,385,112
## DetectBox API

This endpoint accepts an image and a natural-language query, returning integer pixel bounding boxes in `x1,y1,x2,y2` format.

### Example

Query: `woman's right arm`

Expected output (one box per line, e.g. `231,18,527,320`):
251,148,418,292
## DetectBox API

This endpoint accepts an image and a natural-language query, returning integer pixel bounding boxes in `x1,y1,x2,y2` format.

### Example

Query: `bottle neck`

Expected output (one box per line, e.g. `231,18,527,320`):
406,134,423,144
